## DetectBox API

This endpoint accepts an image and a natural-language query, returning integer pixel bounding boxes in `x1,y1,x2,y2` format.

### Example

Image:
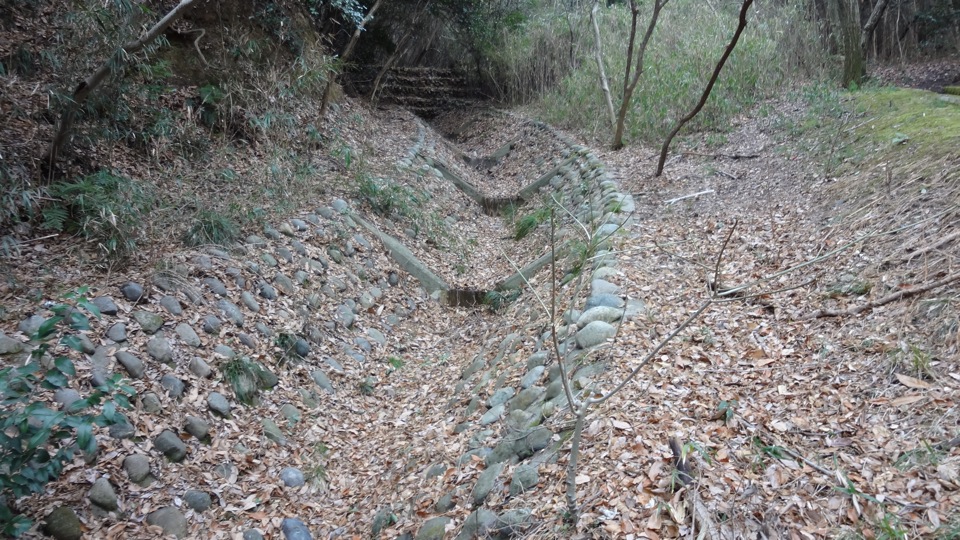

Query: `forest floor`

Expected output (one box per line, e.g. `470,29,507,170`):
1,57,959,540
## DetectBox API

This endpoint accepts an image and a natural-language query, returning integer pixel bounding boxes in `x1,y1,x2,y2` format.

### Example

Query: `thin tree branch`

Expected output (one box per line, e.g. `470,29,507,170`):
802,272,960,319
612,0,667,149
590,1,617,130
656,0,754,175
44,0,199,170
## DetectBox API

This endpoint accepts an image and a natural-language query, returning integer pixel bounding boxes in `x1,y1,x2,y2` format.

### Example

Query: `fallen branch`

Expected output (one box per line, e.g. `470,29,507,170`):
903,229,960,262
680,151,759,159
664,189,714,205
802,272,960,320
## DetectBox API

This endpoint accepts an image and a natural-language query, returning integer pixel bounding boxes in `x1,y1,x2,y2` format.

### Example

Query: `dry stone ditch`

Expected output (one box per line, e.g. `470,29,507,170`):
363,112,641,539
0,108,639,539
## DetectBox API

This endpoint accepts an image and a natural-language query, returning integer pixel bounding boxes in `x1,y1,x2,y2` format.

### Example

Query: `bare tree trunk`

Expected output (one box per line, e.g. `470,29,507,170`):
370,0,431,104
656,0,754,176
611,0,668,150
861,0,889,51
590,1,616,131
44,0,198,172
828,0,864,87
320,0,384,116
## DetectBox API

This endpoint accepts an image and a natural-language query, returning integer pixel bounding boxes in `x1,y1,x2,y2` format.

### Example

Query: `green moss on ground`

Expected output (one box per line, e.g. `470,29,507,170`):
851,87,960,164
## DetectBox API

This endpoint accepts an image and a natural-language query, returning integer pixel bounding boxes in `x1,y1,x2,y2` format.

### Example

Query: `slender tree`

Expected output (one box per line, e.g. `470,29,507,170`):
611,0,668,150
320,0,384,116
656,0,754,176
590,0,617,132
44,0,199,173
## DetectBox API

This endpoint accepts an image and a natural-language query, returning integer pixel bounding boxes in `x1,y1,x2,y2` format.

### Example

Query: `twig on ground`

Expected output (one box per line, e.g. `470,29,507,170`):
715,168,738,181
802,271,960,319
680,151,759,159
738,415,916,509
653,240,714,271
19,234,60,244
664,190,715,205
904,229,960,261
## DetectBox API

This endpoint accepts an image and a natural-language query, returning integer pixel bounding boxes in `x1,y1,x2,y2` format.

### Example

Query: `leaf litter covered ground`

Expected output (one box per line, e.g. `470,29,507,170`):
2,79,959,540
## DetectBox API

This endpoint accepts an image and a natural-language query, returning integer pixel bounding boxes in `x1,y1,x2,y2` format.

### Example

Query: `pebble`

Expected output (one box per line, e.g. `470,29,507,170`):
88,477,118,511
132,311,164,334
189,357,212,378
208,392,231,417
281,467,305,487
44,506,82,540
107,323,127,342
147,335,174,364
203,315,222,334
115,351,145,379
146,507,187,539
183,490,212,512
92,296,119,316
175,323,201,347
120,282,144,302
123,454,151,483
185,416,210,440
575,320,616,348
159,296,183,315
154,430,187,462
141,392,161,413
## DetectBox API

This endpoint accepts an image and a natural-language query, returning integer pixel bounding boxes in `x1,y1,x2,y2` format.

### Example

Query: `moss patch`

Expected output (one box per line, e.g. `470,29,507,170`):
851,87,960,168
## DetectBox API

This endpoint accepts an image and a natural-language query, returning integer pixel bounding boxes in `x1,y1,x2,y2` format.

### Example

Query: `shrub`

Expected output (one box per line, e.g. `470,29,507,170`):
222,357,272,405
528,0,829,144
0,288,136,536
43,170,154,259
513,207,551,240
183,210,240,247
358,175,422,218
0,165,44,229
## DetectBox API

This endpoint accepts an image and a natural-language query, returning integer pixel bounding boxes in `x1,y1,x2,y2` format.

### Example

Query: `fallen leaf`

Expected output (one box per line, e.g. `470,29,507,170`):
891,395,925,406
895,373,933,389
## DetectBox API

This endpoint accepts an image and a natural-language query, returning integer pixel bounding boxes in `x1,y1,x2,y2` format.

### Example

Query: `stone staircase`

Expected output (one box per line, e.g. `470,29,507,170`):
346,66,481,118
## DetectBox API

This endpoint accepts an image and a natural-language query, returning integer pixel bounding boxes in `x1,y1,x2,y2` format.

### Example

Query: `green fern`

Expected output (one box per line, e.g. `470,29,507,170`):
41,205,68,231
47,170,154,259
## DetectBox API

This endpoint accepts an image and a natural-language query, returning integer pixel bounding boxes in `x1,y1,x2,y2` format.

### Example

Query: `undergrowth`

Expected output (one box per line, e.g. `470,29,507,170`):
42,170,154,259
1,1,340,261
0,288,136,535
489,0,831,145
222,357,272,406
183,210,241,247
